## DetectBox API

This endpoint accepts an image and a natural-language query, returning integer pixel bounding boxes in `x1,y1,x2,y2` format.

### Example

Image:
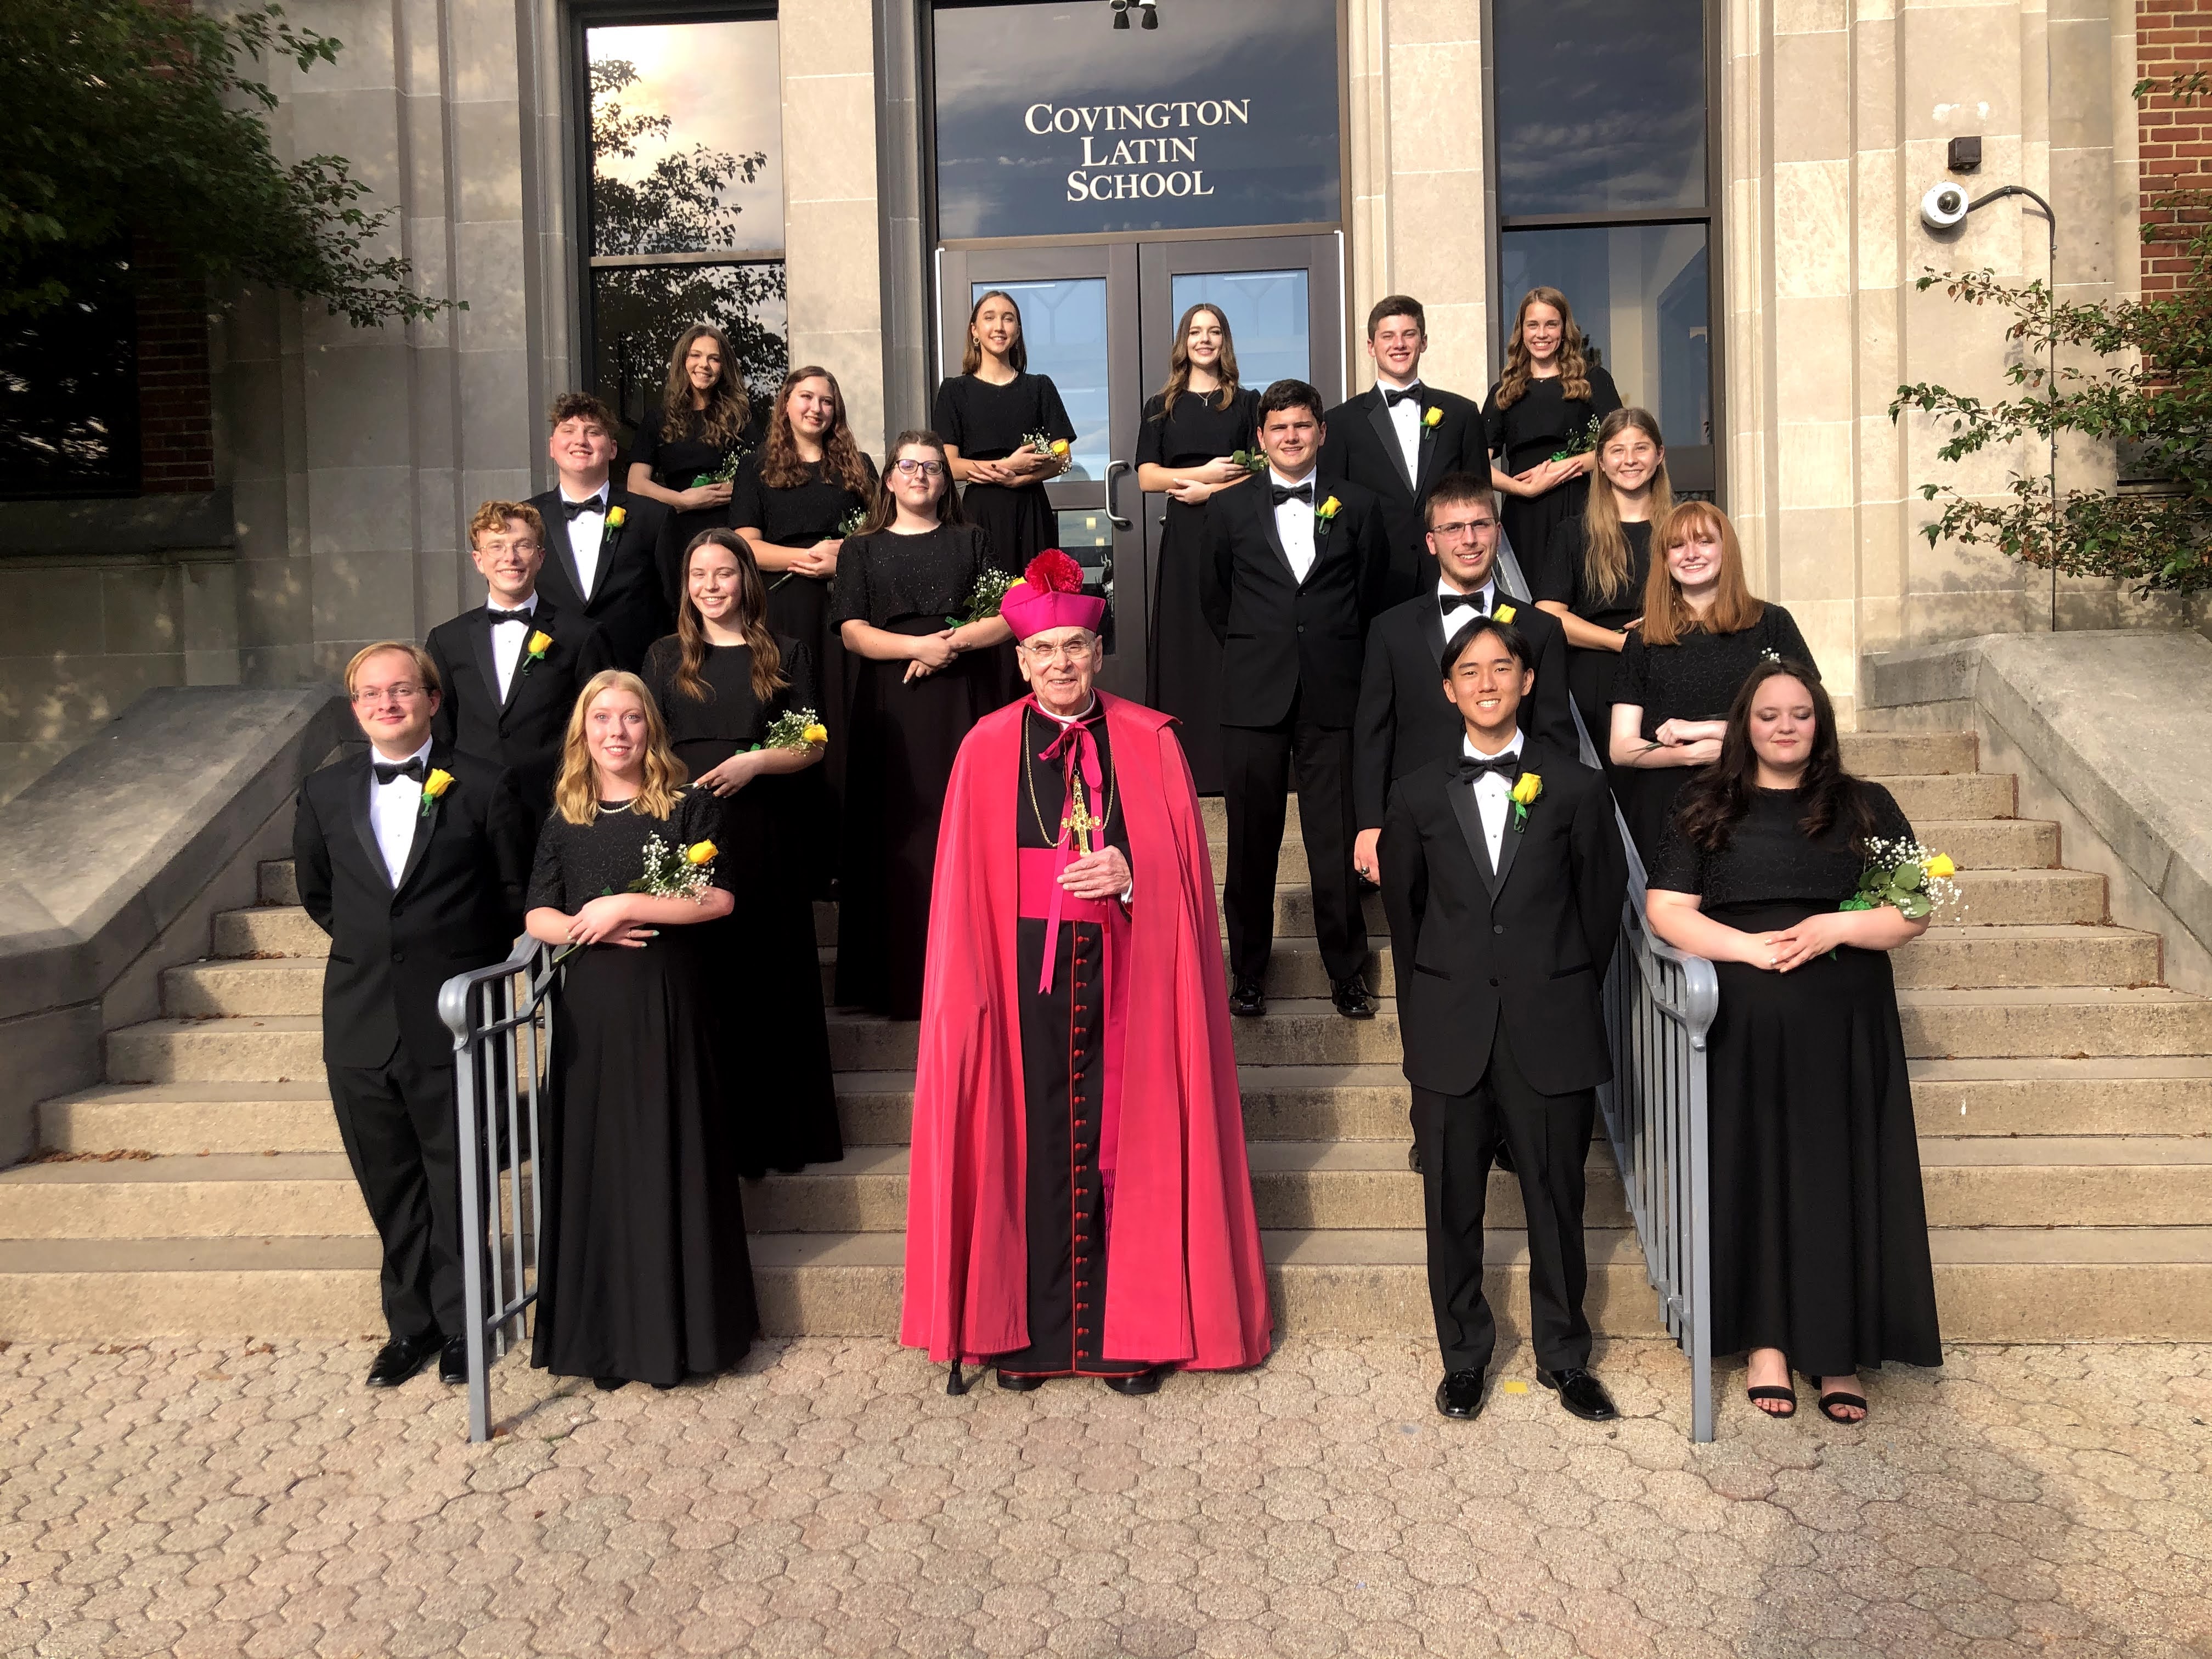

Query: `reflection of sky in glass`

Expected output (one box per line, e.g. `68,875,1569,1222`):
588,21,785,249
1502,225,1711,447
1171,271,1310,391
1056,509,1120,651
1493,0,1704,216
979,279,1111,482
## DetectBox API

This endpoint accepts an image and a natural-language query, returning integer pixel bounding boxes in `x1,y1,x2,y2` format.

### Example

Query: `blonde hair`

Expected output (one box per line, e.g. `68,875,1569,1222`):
1579,409,1674,606
468,500,545,549
1496,286,1593,408
551,671,688,826
1640,501,1764,647
344,641,439,697
1153,303,1242,415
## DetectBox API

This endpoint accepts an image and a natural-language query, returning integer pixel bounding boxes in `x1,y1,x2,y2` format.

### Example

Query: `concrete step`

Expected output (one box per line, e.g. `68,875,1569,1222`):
105,1018,323,1085
1917,817,2057,871
1899,986,2212,1059
1210,838,1311,886
0,1154,371,1240
38,1082,341,1156
1872,772,2015,820
211,906,328,960
1917,1137,2212,1227
1929,1227,2212,1341
163,959,321,1018
827,1000,1410,1071
1909,1057,2212,1138
1892,924,2162,990
1941,868,2106,927
1837,731,1977,774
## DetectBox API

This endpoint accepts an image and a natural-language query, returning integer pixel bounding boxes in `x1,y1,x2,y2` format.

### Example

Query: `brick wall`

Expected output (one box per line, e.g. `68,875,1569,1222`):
132,238,215,494
2139,0,2212,300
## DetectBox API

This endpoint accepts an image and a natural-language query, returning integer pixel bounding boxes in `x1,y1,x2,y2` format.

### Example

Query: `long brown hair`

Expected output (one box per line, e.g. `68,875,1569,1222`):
757,365,875,495
1495,286,1593,408
1671,659,1866,854
959,289,1028,376
660,324,751,448
552,670,687,827
1640,500,1764,646
671,531,787,705
859,430,968,534
1580,407,1674,606
1153,303,1242,415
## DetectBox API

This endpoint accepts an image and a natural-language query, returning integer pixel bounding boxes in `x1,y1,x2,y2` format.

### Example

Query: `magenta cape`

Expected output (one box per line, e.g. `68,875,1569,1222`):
899,692,1273,1369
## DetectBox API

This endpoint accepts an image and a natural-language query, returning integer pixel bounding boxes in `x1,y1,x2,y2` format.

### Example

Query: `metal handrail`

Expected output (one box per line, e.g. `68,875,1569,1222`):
438,937,558,1444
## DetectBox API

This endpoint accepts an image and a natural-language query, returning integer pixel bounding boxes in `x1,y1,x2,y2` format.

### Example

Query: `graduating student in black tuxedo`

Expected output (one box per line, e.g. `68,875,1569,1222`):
293,642,533,1391
527,392,674,672
426,500,616,826
1351,473,1576,894
1380,618,1628,1425
1201,378,1390,1020
1320,295,1485,608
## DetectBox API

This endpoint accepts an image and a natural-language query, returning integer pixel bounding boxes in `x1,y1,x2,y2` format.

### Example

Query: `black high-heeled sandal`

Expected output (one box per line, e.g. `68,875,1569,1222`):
1816,1389,1867,1424
1746,1385,1797,1418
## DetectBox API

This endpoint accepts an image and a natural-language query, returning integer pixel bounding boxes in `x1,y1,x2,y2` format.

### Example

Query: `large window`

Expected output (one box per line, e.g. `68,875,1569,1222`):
0,252,138,499
581,11,788,438
1491,0,1718,492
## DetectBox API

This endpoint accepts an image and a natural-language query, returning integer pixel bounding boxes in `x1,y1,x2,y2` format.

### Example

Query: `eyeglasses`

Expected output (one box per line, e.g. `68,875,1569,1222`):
893,459,946,479
1020,641,1096,664
352,683,425,705
1429,520,1495,541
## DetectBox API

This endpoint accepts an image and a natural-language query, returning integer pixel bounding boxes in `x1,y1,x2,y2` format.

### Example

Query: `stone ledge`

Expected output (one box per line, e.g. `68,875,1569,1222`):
1863,629,2212,975
0,491,235,560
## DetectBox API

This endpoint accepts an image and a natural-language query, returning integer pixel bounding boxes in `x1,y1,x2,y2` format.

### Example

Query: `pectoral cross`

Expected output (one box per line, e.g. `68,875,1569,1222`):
1062,775,1100,856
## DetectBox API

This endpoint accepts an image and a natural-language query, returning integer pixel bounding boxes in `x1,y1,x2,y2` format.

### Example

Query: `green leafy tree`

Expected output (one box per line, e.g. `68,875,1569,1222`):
588,57,787,423
1,0,452,326
1890,74,2210,597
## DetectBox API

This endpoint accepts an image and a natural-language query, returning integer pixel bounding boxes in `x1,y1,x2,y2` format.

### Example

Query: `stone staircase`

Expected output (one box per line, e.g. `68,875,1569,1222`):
3,730,2209,1345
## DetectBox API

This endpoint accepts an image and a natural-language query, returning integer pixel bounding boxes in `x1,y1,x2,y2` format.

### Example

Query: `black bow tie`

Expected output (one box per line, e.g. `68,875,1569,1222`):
487,606,534,625
1441,592,1486,620
1452,751,1521,782
373,757,427,786
1383,384,1425,407
560,496,606,521
1271,482,1314,507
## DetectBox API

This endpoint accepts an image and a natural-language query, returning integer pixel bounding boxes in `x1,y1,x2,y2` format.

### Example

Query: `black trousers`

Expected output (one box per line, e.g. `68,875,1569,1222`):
1221,695,1365,984
1412,1023,1596,1376
329,1045,465,1342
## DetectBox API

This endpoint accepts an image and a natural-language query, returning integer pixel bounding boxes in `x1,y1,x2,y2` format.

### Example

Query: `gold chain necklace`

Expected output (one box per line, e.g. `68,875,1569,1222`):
1023,706,1115,849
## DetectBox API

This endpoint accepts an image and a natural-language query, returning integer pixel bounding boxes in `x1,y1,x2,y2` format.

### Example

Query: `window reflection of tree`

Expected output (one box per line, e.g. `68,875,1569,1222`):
588,57,788,429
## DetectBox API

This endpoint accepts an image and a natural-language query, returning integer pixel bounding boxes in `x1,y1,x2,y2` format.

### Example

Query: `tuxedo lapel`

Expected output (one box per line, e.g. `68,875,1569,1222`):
499,601,552,719
466,612,505,726
544,501,590,611
347,758,394,893
1412,402,1444,500
1253,489,1297,584
1492,754,1527,895
393,760,447,896
1420,596,1448,673
1444,773,1498,899
1365,392,1414,498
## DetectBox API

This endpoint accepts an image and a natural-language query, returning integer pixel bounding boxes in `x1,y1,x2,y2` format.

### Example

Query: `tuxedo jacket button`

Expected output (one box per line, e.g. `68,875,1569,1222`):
1493,924,1505,934
1488,976,1499,987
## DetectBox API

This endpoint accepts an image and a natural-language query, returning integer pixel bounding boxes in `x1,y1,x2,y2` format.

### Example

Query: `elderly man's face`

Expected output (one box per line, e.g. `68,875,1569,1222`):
1018,627,1099,715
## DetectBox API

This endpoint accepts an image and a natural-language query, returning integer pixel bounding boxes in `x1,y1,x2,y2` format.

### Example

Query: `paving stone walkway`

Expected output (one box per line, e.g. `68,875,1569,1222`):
1,1336,2207,1658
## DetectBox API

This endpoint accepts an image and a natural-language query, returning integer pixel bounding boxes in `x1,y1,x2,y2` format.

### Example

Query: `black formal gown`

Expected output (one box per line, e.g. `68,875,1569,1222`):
1481,368,1622,580
933,373,1075,572
1537,516,1655,768
528,788,759,1386
631,403,749,590
1648,787,1942,1377
729,452,877,895
1135,387,1259,794
830,524,1018,1018
642,635,843,1177
1610,603,1815,859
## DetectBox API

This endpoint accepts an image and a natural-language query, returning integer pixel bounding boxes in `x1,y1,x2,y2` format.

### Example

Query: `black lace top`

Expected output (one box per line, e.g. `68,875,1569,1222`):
729,454,875,547
1647,785,1913,907
526,788,733,912
830,524,1006,629
641,635,817,770
932,374,1076,462
1481,368,1623,475
1610,605,1815,737
1135,388,1260,470
1536,517,1654,634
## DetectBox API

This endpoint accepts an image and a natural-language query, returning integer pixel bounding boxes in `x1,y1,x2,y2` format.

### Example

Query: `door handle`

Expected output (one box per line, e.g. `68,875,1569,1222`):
1105,459,1133,531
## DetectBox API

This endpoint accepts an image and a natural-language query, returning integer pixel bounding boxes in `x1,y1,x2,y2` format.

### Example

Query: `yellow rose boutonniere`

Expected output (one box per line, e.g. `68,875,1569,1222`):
1315,495,1343,536
419,768,454,819
605,505,627,531
1493,602,1517,624
1508,770,1542,832
1420,405,1443,438
521,629,553,674
684,840,718,866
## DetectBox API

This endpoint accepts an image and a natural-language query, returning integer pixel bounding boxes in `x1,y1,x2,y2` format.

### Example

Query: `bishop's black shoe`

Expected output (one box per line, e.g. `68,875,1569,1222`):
1406,1142,1423,1173
1229,979,1267,1019
1435,1369,1486,1421
363,1331,441,1389
996,1369,1047,1392
1330,974,1376,1019
1102,1367,1164,1397
1537,1367,1620,1422
438,1336,469,1386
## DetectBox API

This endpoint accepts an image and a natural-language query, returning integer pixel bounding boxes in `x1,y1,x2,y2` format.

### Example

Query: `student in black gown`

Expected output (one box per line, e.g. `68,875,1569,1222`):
525,669,757,1391
644,531,842,1177
1534,407,1673,768
625,324,759,598
831,430,1016,1018
1609,501,1815,860
1133,302,1261,794
731,365,878,892
1481,287,1622,578
1646,661,1943,1424
934,289,1075,571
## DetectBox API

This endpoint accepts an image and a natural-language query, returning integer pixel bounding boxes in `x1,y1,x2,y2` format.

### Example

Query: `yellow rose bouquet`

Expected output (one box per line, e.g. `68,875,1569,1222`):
627,834,718,902
1839,838,1960,921
753,708,830,752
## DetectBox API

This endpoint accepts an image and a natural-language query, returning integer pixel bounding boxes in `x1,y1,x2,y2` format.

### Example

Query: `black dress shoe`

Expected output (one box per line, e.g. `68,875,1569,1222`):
1330,975,1376,1019
996,1369,1047,1392
364,1332,441,1389
1537,1366,1619,1421
1406,1141,1423,1174
1435,1369,1486,1420
1102,1367,1164,1396
438,1336,469,1386
1229,979,1267,1018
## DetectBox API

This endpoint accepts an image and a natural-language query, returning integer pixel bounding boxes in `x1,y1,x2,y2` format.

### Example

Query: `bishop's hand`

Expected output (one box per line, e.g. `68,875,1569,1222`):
1058,845,1133,902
